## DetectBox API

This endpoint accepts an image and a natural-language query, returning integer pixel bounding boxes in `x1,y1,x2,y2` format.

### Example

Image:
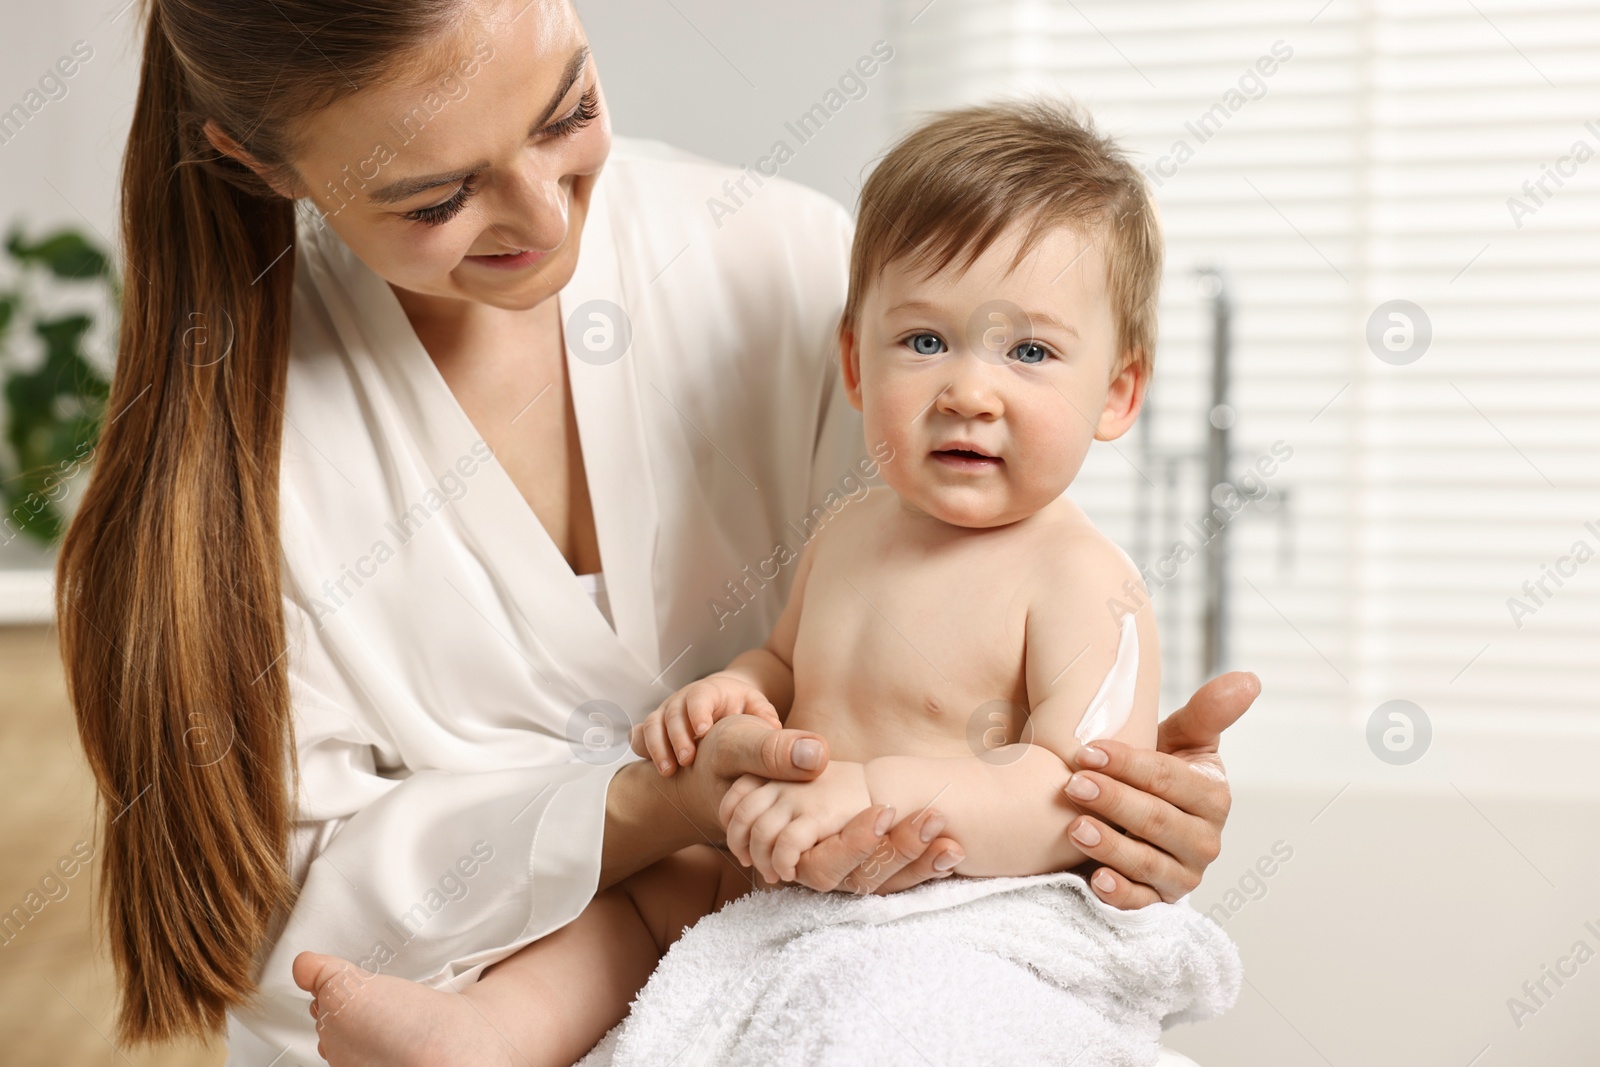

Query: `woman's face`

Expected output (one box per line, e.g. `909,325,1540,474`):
285,0,610,313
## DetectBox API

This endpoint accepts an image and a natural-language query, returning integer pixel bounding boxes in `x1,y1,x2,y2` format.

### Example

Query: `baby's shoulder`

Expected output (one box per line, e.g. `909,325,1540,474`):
1021,499,1145,605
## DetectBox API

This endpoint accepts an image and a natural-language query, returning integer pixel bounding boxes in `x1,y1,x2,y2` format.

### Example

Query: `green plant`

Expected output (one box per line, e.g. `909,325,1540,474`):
0,225,116,548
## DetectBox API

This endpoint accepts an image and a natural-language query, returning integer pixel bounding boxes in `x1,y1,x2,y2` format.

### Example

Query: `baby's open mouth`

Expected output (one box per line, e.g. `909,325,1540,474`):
931,447,1002,467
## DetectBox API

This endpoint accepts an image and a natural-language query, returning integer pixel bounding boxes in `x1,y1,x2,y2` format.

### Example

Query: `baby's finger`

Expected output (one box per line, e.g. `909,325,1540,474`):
665,705,697,767
772,817,820,882
725,786,779,867
717,772,767,829
727,794,777,868
749,806,794,883
745,695,783,729
642,713,678,776
686,687,721,731
687,697,717,739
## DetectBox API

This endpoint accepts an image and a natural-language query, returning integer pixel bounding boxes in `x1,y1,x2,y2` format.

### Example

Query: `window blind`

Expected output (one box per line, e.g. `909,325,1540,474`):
885,0,1600,734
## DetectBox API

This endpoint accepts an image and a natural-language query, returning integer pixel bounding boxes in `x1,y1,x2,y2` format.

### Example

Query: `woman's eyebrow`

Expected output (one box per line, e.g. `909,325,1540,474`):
365,45,590,206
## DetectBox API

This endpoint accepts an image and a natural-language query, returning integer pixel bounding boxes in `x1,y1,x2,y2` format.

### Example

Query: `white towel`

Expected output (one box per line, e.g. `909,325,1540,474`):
575,868,1240,1067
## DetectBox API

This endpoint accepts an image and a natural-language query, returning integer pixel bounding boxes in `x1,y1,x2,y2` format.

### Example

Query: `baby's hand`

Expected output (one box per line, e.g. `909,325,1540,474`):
720,762,872,884
629,673,782,776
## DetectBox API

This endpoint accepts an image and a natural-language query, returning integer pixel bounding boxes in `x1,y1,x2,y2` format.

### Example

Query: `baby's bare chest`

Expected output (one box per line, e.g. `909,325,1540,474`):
786,537,1033,758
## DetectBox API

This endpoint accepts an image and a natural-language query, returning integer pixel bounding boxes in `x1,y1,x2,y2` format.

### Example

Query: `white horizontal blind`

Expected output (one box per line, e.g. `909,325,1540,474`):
884,0,1600,730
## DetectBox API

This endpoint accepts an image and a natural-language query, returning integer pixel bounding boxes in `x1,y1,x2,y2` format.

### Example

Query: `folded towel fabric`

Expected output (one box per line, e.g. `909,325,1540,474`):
575,867,1240,1067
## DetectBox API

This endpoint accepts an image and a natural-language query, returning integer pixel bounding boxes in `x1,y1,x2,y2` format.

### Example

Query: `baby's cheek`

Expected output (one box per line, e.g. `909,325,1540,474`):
1022,418,1090,497
861,412,919,493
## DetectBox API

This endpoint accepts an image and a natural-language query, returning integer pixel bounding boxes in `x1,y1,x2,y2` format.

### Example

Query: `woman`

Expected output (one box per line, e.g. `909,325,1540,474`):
56,0,1256,1063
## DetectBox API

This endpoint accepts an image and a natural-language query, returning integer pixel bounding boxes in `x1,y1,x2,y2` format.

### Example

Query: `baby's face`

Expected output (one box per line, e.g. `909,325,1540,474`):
841,219,1145,528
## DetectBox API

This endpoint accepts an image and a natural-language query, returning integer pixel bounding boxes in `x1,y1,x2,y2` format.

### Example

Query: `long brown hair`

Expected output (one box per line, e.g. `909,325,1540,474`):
55,0,463,1044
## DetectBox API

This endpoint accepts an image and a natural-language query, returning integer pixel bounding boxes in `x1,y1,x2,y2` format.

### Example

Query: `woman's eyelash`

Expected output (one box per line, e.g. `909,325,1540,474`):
403,176,480,226
401,86,601,227
547,85,601,138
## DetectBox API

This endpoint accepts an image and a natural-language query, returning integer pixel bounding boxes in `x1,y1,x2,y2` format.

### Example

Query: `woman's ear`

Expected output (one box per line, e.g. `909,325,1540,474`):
838,324,864,412
1094,355,1148,441
202,119,298,200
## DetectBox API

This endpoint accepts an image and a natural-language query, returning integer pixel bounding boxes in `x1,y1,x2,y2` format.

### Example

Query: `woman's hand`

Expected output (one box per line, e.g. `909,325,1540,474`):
663,714,830,841
1062,671,1259,908
602,713,836,890
791,803,963,895
662,715,964,895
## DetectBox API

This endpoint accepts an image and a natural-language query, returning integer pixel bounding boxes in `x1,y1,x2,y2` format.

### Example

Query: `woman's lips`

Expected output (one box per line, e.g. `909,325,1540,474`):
931,448,1002,471
465,247,548,271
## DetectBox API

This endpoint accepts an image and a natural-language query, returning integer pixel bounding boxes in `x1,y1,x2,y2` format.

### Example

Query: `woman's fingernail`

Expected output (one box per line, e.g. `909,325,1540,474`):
874,807,896,836
678,748,692,762
919,814,946,843
933,850,962,871
1064,774,1099,801
659,760,672,773
1092,868,1117,894
1078,745,1109,768
695,722,709,736
793,738,822,770
1071,820,1102,847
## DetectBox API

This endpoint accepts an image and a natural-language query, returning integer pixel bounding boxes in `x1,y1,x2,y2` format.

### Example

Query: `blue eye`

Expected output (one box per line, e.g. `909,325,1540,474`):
908,333,945,355
1010,341,1050,364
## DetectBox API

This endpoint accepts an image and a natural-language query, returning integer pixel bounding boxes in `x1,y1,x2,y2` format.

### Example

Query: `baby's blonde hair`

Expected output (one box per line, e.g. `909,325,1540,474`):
841,97,1163,377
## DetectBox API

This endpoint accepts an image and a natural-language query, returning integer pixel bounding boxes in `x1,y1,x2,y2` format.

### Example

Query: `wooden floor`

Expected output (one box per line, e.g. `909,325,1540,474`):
0,624,224,1067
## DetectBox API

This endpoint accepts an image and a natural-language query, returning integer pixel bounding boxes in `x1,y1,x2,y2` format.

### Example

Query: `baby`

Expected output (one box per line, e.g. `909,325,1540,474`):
639,99,1163,886
300,97,1163,1067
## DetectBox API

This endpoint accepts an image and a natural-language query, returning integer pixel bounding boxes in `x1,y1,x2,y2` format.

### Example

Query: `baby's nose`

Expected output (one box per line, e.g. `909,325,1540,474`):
935,362,1003,418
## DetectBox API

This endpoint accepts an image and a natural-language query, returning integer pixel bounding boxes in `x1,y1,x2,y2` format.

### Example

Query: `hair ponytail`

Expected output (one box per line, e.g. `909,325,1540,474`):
56,1,298,1043
55,0,460,1043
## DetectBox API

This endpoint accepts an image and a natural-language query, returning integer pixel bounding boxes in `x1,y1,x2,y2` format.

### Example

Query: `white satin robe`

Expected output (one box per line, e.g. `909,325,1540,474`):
225,136,865,1065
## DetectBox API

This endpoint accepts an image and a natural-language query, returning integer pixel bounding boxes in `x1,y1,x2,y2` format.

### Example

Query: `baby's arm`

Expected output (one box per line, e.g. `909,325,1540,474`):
725,541,1159,880
631,541,818,774
865,542,1159,876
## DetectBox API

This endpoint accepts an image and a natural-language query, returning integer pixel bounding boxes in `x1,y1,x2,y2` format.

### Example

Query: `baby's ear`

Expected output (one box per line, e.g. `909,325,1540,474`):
1094,355,1148,441
837,324,865,412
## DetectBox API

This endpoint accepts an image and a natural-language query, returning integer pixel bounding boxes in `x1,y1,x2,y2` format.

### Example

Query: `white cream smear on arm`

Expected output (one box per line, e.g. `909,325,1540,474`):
1073,610,1140,744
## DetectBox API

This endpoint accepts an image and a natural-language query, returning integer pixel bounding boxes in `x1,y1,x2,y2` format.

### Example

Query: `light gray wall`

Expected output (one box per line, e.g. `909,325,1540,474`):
575,0,893,212
0,4,137,259
0,2,894,249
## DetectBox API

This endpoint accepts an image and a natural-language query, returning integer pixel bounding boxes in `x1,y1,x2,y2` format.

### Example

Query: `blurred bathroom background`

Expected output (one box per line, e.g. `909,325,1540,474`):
3,1,1596,1063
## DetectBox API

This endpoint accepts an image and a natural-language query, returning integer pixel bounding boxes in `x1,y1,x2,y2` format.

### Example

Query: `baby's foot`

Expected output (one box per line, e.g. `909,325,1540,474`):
292,951,517,1067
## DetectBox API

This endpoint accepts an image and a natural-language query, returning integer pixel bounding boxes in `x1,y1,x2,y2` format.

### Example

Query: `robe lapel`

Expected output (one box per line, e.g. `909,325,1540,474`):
555,170,666,681
304,175,667,713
